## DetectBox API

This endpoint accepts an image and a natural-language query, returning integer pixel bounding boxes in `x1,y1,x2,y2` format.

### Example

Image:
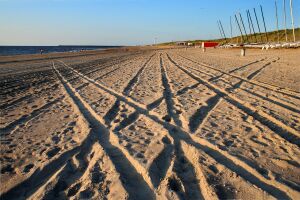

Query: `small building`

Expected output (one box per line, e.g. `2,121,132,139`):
194,42,202,48
176,42,187,46
202,42,219,48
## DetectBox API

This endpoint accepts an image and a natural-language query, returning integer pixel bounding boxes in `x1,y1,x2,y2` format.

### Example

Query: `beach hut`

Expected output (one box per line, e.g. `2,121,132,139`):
201,42,219,48
176,42,187,46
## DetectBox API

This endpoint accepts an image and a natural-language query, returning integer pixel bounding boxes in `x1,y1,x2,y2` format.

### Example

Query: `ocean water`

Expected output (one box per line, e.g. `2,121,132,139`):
0,45,121,56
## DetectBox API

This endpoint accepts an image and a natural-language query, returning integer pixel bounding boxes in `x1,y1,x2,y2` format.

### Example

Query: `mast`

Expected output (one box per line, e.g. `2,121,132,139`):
290,0,296,42
254,8,263,42
239,12,249,42
275,1,280,43
217,21,224,39
260,5,268,42
235,14,244,43
283,0,288,41
248,10,258,43
230,16,233,42
219,20,228,43
246,10,253,42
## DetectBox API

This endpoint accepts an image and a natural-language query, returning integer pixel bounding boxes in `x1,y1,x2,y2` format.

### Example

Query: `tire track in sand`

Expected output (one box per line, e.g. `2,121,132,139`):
52,63,155,199
160,53,188,129
179,54,300,99
168,54,300,146
177,54,299,111
60,56,297,199
169,55,291,133
101,53,155,127
0,96,64,135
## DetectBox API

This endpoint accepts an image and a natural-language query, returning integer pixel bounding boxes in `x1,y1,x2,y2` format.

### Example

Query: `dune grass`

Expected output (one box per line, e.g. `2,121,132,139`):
158,28,300,46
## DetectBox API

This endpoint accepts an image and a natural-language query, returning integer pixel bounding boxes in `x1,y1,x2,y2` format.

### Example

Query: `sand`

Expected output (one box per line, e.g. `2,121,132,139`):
0,47,299,200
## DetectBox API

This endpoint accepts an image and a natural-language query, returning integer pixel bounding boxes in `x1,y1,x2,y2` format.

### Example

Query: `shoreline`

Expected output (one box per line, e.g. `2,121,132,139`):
0,46,173,64
0,45,123,56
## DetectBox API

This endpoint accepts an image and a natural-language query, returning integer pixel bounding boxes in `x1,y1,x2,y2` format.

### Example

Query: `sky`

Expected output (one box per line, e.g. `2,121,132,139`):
0,0,299,46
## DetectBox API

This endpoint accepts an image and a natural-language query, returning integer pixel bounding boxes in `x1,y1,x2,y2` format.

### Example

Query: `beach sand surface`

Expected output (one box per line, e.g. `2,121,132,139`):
1,47,299,199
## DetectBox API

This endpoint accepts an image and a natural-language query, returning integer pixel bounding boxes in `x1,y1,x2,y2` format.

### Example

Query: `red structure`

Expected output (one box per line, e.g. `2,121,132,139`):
202,42,219,48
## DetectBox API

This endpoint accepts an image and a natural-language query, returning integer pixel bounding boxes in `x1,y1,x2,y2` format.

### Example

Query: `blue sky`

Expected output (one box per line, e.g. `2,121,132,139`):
0,0,299,45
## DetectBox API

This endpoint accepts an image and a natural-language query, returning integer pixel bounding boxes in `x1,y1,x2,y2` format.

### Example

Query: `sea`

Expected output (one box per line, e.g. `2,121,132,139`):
0,45,122,56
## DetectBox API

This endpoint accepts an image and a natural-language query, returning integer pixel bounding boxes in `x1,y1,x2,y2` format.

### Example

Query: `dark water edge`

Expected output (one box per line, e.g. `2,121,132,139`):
0,45,122,56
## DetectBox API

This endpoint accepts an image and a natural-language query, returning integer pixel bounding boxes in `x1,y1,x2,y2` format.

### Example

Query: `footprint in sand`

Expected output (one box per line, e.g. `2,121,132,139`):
1,164,15,174
23,163,34,173
146,131,154,136
5,150,13,154
136,152,144,158
168,176,184,193
68,121,76,127
162,115,171,122
79,188,94,199
223,139,234,147
46,147,61,158
51,135,61,144
67,183,82,197
208,164,219,174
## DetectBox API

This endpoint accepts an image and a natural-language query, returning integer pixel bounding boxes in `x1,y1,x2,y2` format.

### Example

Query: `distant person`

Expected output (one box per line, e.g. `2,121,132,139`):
40,49,44,55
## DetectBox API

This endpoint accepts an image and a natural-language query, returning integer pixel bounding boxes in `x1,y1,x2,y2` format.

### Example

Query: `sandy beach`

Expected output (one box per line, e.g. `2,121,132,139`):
0,47,299,199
